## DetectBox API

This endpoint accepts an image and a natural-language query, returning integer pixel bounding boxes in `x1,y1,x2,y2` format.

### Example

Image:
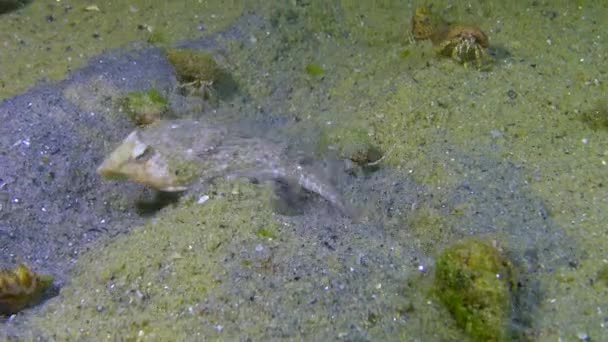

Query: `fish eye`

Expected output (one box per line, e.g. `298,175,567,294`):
135,146,155,162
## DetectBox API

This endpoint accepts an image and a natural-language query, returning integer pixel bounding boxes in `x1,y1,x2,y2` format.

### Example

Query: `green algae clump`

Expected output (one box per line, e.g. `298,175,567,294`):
121,89,169,126
581,99,608,131
0,264,54,316
166,49,222,85
597,264,608,287
434,239,514,342
305,63,325,77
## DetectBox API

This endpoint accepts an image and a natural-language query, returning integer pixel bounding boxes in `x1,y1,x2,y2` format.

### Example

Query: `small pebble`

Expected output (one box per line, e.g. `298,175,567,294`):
577,332,590,341
490,129,503,138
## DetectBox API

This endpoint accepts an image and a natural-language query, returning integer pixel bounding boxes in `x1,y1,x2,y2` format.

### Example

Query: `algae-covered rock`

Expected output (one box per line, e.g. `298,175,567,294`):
166,49,222,85
121,89,169,126
166,49,225,103
0,264,54,316
434,239,514,342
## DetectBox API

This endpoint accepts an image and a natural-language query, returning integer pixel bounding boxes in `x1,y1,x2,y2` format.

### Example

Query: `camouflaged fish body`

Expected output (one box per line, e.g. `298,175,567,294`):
98,119,347,213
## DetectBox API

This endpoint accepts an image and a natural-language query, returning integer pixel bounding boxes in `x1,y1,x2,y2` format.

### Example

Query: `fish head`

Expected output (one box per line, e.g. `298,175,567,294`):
97,130,189,192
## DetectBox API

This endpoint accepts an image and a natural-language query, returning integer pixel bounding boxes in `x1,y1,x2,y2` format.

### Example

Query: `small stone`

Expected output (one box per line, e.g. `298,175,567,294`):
576,332,590,341
490,129,503,138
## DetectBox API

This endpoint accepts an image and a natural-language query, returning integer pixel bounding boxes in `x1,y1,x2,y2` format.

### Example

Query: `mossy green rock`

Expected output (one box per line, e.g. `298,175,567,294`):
166,49,222,84
122,89,169,126
434,239,514,342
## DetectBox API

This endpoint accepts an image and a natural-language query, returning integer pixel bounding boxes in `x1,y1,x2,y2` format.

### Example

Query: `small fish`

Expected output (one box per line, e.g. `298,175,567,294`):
98,119,350,214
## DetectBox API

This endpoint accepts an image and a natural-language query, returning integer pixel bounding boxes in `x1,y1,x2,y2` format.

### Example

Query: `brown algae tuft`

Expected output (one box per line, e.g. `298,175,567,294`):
0,264,54,316
434,239,515,341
